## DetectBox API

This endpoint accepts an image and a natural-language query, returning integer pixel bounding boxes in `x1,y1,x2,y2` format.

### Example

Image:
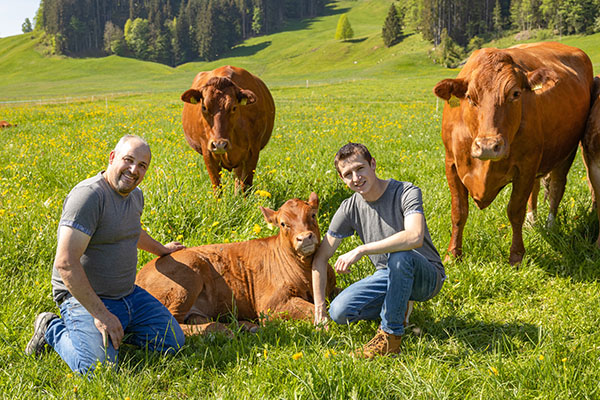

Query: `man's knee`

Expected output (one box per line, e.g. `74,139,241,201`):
328,296,352,325
74,345,115,375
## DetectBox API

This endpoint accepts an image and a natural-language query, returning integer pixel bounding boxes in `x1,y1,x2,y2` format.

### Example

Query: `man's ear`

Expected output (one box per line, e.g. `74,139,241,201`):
108,150,116,165
370,157,376,170
260,206,277,225
181,89,203,104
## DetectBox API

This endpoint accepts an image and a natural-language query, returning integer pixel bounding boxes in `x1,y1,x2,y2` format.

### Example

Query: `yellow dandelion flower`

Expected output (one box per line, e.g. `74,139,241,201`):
212,221,219,227
256,190,271,198
253,224,262,234
489,366,499,376
324,349,337,358
538,355,544,361
263,349,268,359
562,357,567,363
292,352,303,360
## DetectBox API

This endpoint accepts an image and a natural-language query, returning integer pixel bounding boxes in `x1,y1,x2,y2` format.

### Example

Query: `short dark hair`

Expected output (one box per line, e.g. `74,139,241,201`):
334,142,373,173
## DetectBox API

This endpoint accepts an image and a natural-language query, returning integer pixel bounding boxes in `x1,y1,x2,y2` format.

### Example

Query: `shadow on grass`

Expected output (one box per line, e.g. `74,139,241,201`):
229,41,272,58
527,208,600,281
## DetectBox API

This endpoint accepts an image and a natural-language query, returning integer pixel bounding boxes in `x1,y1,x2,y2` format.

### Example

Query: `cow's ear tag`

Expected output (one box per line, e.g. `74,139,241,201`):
532,83,543,91
448,95,460,108
189,97,198,105
240,98,248,105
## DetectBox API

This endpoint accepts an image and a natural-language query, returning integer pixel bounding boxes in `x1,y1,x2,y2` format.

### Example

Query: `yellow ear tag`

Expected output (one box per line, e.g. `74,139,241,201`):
532,83,543,91
448,95,460,108
240,98,248,105
189,97,198,105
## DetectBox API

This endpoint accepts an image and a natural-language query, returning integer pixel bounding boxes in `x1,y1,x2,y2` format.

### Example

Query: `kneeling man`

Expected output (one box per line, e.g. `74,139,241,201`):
312,142,445,358
26,135,186,374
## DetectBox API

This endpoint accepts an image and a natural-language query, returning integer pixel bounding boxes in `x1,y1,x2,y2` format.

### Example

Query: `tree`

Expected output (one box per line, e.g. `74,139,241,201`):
22,18,33,33
334,13,353,41
124,18,151,60
103,21,126,56
492,0,503,36
382,4,403,47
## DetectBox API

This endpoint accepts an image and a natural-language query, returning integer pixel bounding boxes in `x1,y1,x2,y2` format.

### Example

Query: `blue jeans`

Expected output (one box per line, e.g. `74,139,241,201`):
45,285,185,375
329,250,444,336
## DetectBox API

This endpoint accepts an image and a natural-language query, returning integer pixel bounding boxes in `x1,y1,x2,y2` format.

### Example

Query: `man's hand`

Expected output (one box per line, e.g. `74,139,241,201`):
94,312,124,349
162,241,186,255
334,246,364,274
313,303,330,330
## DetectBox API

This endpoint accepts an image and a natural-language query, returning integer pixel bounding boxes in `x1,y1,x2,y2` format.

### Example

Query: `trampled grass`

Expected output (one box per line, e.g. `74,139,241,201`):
2,0,600,398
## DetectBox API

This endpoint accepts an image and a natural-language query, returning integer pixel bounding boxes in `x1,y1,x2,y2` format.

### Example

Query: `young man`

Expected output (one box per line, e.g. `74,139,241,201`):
25,135,186,374
312,142,445,358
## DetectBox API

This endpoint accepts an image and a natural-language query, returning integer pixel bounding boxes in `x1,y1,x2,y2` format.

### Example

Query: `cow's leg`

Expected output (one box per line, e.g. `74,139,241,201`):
235,151,259,192
546,148,578,228
445,162,469,262
202,152,222,189
507,173,538,265
526,178,540,225
582,140,600,247
272,297,315,321
180,321,233,337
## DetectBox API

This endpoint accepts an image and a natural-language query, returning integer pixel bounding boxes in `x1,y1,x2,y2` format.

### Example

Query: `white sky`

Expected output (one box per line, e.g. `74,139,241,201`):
0,0,41,38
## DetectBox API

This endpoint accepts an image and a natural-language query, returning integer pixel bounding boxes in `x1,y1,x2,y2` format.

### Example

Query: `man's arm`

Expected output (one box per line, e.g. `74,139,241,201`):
54,226,125,349
311,233,341,325
137,229,185,256
334,212,425,273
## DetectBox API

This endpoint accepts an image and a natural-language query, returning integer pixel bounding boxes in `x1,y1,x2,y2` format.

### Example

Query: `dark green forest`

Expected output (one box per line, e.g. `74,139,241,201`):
34,0,600,66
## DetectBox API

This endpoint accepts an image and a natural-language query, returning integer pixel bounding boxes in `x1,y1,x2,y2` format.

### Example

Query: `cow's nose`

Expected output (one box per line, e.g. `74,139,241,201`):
209,139,229,154
471,136,507,160
297,232,315,242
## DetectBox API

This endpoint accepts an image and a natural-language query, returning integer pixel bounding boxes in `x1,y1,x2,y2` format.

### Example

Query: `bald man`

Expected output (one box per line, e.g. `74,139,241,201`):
26,135,186,375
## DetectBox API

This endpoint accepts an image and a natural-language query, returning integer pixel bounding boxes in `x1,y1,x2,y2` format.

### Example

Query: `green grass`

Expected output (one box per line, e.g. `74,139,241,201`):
2,0,600,398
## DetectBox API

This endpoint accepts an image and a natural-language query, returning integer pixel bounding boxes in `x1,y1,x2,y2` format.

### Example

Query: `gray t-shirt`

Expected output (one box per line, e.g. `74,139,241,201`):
51,173,144,302
327,179,444,276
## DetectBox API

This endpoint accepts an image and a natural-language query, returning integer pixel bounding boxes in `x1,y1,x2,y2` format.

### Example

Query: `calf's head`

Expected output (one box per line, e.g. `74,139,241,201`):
433,48,559,161
260,192,321,258
181,77,256,154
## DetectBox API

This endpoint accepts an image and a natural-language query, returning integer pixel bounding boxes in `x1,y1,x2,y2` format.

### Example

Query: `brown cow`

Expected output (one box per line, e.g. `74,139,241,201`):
582,76,600,248
433,42,593,265
0,120,15,128
135,192,337,336
181,65,275,191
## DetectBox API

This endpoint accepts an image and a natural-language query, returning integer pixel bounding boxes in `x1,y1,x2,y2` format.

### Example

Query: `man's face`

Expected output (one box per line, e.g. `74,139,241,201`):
104,139,151,196
337,153,377,197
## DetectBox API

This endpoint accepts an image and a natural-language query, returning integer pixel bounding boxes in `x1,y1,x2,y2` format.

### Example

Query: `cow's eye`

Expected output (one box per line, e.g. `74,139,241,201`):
511,90,521,101
466,94,475,106
280,221,287,228
232,106,237,112
201,105,207,113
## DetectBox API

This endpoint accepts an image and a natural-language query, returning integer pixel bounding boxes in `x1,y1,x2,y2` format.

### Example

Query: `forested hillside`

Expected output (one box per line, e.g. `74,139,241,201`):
26,0,600,68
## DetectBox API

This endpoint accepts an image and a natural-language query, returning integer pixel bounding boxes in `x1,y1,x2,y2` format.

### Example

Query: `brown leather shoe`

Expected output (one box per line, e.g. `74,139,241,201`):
357,328,402,359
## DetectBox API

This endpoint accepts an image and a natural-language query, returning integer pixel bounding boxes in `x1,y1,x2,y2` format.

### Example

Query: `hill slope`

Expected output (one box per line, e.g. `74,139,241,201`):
0,0,442,101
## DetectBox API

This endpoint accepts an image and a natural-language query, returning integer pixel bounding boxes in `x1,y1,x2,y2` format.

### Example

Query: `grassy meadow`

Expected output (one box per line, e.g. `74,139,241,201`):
2,0,600,398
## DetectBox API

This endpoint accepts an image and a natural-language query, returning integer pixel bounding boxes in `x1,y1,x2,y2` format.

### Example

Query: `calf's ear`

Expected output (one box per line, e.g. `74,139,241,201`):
260,206,278,225
181,89,203,104
433,78,467,101
308,192,319,209
525,68,559,91
238,89,257,105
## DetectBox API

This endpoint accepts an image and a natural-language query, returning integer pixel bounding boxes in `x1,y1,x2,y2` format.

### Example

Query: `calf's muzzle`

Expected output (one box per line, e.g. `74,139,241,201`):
471,135,507,160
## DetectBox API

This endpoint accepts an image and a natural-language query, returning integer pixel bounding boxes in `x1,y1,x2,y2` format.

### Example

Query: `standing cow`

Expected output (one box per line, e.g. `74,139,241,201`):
135,193,337,336
181,65,275,191
433,42,593,265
